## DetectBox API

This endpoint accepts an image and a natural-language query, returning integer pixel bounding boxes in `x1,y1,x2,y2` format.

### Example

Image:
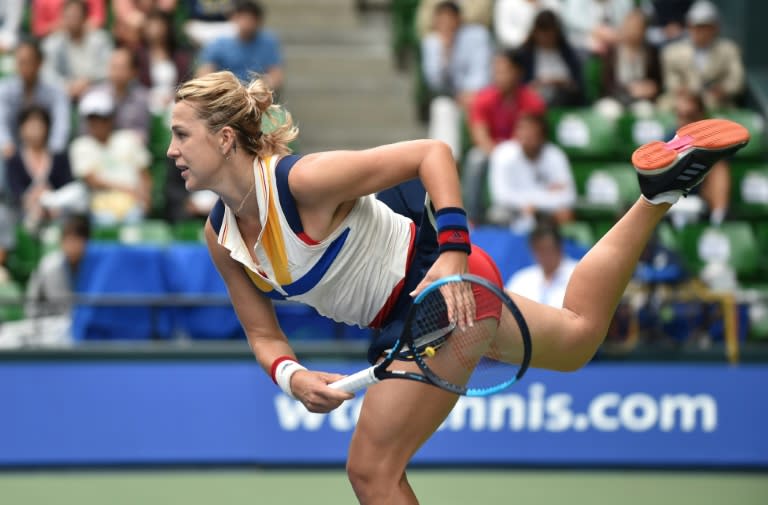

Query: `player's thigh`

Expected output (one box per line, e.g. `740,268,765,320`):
348,361,459,473
489,292,591,371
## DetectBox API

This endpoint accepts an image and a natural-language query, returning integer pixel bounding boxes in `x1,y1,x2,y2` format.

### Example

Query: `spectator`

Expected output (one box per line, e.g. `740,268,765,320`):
184,0,237,48
416,0,493,38
517,10,585,107
667,91,730,227
560,0,635,56
32,0,106,39
111,0,177,49
487,114,576,232
137,10,194,114
464,50,546,221
659,0,744,111
6,105,73,231
421,1,492,158
0,39,71,159
24,213,90,319
82,47,151,141
641,0,694,47
505,220,578,307
196,1,284,90
598,8,662,111
70,89,152,226
41,0,113,101
0,1,23,57
494,0,561,50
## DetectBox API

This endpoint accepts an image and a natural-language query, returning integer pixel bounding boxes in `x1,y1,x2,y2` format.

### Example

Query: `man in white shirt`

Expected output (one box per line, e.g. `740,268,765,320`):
487,113,576,232
506,222,577,308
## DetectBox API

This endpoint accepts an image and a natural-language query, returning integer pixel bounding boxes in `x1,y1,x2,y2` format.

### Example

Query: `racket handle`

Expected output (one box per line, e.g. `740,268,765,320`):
328,366,380,393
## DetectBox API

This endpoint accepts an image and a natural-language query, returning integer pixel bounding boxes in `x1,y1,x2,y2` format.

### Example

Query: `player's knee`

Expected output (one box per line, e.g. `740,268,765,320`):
346,453,401,501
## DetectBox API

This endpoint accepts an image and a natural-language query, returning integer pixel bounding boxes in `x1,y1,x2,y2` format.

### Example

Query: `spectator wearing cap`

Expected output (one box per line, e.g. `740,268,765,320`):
41,0,113,101
69,89,152,226
81,46,150,141
0,39,71,159
487,114,576,232
659,0,744,110
196,1,284,90
421,1,492,158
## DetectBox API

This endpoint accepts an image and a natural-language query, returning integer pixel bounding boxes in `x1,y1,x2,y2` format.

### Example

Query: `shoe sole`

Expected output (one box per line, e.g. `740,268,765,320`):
631,118,750,175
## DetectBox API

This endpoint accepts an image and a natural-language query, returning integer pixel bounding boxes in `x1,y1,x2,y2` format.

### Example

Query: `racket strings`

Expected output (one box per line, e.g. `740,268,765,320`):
409,280,522,394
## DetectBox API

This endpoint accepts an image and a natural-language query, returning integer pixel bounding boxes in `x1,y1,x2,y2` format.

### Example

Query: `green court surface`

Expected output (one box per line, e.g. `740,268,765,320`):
1,469,766,505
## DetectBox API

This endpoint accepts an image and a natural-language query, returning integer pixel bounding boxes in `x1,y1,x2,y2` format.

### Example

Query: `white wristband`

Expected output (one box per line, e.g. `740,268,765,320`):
274,359,307,399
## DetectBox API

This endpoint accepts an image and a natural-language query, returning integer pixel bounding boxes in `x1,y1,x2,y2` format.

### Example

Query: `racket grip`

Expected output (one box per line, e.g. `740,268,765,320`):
328,366,380,393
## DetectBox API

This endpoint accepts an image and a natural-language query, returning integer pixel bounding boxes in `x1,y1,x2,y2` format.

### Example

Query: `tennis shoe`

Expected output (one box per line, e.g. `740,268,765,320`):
631,118,750,204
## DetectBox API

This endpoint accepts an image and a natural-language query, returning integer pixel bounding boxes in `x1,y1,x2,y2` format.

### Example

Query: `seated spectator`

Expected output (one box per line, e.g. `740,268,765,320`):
659,0,744,111
641,0,694,47
184,0,238,48
494,0,561,50
505,220,577,307
421,1,492,158
516,10,585,107
0,1,23,57
6,105,73,231
464,50,546,221
667,91,730,227
111,0,177,49
598,8,662,112
70,89,152,226
487,114,576,232
137,10,194,114
41,0,113,101
196,1,284,90
560,0,635,56
24,213,90,319
0,39,71,159
416,0,493,38
82,47,151,141
32,0,106,39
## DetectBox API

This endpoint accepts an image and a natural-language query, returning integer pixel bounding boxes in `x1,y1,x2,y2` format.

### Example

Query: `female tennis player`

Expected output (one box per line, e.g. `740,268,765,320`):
167,71,748,504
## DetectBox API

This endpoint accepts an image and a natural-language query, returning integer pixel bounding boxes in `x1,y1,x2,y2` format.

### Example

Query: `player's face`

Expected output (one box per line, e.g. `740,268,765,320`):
167,101,224,192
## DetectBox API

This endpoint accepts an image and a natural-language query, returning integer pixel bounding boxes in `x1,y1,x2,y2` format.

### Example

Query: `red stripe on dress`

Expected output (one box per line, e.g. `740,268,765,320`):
368,221,417,329
297,231,320,245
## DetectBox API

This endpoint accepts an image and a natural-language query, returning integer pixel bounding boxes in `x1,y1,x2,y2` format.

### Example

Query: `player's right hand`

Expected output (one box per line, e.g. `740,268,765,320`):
290,370,355,413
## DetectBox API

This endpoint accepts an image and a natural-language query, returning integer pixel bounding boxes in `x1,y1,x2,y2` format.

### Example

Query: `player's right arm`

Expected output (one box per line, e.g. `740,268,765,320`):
204,220,352,412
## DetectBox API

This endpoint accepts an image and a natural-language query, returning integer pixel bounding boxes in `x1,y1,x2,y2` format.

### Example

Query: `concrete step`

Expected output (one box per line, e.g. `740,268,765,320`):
295,124,428,153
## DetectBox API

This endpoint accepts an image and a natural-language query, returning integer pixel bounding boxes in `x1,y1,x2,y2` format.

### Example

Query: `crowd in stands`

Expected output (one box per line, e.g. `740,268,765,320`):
0,0,764,352
0,0,287,341
412,0,765,348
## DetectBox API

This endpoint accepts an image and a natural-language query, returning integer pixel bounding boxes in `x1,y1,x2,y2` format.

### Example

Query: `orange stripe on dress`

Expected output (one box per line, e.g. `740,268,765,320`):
244,266,275,293
260,157,292,286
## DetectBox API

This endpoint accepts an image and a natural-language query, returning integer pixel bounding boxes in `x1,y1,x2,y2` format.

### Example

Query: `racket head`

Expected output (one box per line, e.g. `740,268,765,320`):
405,274,532,396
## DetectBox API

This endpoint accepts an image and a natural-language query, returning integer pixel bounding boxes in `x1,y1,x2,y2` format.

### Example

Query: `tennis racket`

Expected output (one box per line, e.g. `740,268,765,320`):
329,274,532,397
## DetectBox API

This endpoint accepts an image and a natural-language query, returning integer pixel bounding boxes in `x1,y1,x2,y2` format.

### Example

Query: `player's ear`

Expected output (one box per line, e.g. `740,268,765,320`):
219,126,237,155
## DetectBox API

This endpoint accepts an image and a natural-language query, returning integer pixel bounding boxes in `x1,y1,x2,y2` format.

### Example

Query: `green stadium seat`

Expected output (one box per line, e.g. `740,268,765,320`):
711,109,766,160
729,162,768,218
173,220,206,242
0,280,24,322
119,220,173,245
549,108,621,160
617,111,677,158
574,163,639,219
5,226,43,285
678,222,759,279
560,221,595,247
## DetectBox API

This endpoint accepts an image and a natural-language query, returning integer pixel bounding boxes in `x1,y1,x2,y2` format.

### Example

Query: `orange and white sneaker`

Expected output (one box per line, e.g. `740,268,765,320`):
632,118,750,204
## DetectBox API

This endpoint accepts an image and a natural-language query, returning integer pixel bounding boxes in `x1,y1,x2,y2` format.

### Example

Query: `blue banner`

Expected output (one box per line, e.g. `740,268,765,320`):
1,361,766,466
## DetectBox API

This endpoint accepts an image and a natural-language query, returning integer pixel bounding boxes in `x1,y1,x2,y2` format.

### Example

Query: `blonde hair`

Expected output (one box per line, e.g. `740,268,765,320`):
175,71,298,157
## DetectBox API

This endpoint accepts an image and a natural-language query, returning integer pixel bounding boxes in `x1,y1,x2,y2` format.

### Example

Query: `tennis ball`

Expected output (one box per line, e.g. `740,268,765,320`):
424,346,436,358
